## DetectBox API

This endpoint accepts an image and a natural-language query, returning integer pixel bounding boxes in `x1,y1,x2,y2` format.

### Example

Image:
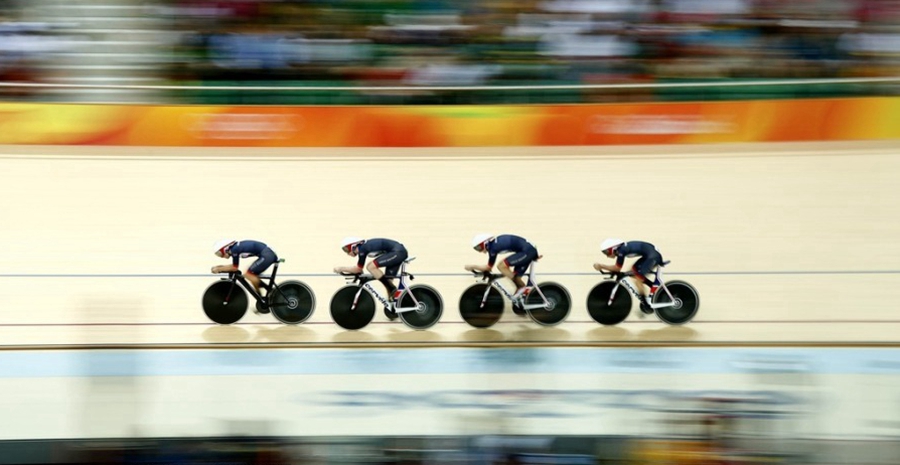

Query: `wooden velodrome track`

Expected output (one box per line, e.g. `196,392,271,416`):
1,140,899,348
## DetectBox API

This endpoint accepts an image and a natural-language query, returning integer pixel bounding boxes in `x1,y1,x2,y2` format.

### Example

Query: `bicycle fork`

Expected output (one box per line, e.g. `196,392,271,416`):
222,281,241,305
351,282,391,311
479,282,509,308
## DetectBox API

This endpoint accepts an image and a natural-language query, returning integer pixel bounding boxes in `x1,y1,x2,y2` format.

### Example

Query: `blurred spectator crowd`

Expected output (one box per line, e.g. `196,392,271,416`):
0,434,807,465
0,0,898,103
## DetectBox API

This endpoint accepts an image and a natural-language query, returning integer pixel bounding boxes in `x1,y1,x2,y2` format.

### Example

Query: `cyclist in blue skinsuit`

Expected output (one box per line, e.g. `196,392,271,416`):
212,239,278,313
465,233,540,303
594,238,664,314
334,237,408,320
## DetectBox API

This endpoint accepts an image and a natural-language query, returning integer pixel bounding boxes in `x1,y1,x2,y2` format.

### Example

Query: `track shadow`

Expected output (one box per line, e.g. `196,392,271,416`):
201,325,252,343
635,325,699,342
584,325,632,342
253,324,317,343
509,325,572,343
385,328,444,343
331,330,377,343
459,328,506,343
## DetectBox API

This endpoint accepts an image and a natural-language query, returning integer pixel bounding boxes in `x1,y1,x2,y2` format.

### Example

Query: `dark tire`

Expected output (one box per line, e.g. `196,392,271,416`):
270,281,316,324
524,282,570,326
202,281,248,325
398,285,443,330
587,281,631,326
459,284,504,328
330,285,375,330
653,280,700,325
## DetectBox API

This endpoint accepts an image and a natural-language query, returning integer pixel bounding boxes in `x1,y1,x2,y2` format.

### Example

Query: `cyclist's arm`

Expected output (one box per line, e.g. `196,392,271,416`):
465,264,492,272
594,263,621,272
595,254,625,272
334,265,364,274
212,264,239,274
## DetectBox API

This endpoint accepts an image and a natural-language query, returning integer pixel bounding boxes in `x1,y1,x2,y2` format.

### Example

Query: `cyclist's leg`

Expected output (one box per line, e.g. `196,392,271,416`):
371,250,406,297
632,253,661,302
521,248,539,277
372,250,407,320
631,259,650,300
247,249,277,295
504,249,536,295
516,249,540,296
643,253,663,297
365,259,384,280
499,255,522,289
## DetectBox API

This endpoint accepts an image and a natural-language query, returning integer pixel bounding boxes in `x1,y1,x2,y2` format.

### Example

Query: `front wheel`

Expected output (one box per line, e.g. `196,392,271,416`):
270,281,316,324
330,285,376,330
459,284,504,328
524,282,571,326
398,285,443,330
586,281,631,326
202,281,248,325
653,280,700,325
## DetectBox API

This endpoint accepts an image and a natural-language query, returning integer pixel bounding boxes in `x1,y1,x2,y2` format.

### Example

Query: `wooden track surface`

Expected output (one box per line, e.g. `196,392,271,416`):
1,141,898,348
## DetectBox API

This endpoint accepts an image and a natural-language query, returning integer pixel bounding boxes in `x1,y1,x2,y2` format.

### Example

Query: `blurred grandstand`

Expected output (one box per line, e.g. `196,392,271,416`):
0,0,898,103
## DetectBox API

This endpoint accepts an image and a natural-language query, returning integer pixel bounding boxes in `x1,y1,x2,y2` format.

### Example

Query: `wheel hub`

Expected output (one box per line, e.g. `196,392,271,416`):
287,298,299,309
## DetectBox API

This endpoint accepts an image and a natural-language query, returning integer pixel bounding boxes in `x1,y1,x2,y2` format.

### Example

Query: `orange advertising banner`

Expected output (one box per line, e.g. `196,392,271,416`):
0,98,897,147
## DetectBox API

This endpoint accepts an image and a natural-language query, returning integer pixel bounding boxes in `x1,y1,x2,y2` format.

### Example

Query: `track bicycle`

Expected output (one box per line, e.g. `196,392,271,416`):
586,261,699,326
330,257,443,330
202,259,315,325
458,260,571,328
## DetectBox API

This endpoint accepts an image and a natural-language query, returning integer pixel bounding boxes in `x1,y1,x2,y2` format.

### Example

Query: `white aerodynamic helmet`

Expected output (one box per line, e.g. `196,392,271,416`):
340,236,364,254
600,238,625,255
214,239,237,258
472,233,494,251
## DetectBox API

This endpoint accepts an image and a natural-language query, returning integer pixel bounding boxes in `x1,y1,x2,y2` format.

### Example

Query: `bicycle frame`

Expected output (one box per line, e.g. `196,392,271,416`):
344,258,422,314
607,266,676,309
478,261,551,311
223,259,284,306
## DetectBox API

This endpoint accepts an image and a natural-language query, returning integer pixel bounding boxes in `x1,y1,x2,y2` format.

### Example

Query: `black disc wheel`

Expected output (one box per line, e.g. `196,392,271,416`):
653,281,700,325
587,281,632,326
270,281,316,324
330,286,376,330
398,285,443,330
459,284,504,328
202,281,248,325
524,282,571,326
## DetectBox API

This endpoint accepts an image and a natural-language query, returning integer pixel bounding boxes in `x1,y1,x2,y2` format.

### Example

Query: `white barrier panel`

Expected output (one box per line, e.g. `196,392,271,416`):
0,348,898,440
